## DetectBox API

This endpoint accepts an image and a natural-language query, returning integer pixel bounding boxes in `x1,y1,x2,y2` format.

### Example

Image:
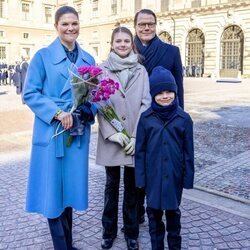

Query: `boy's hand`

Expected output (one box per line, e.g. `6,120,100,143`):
124,137,136,155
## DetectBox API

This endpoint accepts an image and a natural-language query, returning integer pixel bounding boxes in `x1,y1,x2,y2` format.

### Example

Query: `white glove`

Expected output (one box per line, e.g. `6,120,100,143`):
108,132,130,147
124,137,136,155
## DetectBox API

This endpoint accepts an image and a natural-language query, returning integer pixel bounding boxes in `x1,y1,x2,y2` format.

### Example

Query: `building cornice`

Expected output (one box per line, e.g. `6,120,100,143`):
118,1,250,23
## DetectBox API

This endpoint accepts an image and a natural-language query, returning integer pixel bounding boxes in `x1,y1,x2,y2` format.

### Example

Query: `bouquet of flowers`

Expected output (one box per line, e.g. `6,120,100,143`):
91,78,130,138
53,64,131,146
69,64,102,112
52,64,102,144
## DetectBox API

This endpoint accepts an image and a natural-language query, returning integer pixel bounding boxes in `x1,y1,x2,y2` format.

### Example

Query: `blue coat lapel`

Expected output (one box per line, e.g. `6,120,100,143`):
48,37,70,79
47,38,95,97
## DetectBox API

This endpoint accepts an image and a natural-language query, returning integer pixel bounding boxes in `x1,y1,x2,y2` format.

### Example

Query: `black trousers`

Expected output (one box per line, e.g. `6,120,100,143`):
48,207,73,250
137,187,146,221
147,207,181,250
102,166,139,240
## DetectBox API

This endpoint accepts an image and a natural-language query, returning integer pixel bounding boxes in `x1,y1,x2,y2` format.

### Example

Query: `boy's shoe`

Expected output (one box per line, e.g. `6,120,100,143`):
101,238,115,249
126,238,139,250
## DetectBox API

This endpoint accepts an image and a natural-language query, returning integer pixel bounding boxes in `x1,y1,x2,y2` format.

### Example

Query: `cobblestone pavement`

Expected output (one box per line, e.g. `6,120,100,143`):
0,79,250,249
0,152,249,250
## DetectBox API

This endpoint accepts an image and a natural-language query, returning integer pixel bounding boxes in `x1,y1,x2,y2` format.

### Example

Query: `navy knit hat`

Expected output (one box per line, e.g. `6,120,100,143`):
149,66,177,98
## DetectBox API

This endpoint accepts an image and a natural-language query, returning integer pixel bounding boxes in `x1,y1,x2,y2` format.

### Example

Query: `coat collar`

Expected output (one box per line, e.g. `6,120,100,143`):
143,106,185,119
48,38,95,97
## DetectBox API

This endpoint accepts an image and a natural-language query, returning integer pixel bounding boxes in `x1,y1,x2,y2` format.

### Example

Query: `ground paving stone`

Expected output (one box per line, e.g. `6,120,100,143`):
0,155,249,249
1,81,250,249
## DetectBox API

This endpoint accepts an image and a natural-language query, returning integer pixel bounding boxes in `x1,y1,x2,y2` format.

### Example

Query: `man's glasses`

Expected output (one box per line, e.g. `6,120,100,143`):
137,23,156,29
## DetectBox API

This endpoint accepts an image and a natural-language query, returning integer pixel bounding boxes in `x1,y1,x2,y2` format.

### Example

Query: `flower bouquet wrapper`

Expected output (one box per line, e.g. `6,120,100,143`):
97,102,130,138
68,64,89,112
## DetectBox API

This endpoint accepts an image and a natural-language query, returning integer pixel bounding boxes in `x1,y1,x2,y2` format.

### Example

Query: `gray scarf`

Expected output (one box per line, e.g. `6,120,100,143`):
105,51,138,89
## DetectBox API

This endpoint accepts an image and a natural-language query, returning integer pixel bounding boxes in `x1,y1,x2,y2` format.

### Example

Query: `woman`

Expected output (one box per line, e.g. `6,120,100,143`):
24,6,96,250
96,26,151,250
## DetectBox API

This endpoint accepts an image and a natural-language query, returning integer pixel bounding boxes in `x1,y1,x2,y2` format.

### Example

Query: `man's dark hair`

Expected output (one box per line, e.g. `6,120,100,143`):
134,9,157,27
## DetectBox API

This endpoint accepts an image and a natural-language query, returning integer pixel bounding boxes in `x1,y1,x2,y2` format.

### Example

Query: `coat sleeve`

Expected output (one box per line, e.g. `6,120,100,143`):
183,114,194,189
23,51,61,125
172,47,184,109
135,115,147,187
132,67,151,138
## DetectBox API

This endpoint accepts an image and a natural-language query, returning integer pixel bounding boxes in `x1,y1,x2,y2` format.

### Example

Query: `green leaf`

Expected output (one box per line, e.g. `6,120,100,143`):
66,135,73,147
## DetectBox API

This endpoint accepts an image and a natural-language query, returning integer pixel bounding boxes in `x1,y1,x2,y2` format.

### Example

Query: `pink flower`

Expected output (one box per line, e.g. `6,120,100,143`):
78,66,89,75
114,82,119,90
77,65,102,77
103,92,110,99
88,66,102,76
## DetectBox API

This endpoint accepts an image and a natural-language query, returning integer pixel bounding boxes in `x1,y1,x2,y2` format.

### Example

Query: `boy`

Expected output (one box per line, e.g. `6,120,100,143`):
135,66,194,250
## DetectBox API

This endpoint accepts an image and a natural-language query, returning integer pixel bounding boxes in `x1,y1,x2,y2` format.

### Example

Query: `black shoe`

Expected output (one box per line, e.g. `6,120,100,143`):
126,238,139,250
138,215,145,224
101,238,114,249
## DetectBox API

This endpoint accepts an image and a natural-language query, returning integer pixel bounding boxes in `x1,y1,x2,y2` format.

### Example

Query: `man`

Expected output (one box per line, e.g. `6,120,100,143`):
134,9,184,225
13,60,22,94
20,55,29,103
134,9,184,109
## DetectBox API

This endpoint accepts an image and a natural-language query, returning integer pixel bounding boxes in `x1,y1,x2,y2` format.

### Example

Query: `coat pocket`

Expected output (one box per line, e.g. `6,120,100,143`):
32,117,53,146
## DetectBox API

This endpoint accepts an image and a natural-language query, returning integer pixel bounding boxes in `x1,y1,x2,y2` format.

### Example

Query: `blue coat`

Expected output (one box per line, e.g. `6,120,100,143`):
24,37,96,218
135,107,194,210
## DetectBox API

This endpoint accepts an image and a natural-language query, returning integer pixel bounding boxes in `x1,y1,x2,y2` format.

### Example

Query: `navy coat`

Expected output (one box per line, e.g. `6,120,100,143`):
134,35,184,109
13,64,21,90
135,107,194,210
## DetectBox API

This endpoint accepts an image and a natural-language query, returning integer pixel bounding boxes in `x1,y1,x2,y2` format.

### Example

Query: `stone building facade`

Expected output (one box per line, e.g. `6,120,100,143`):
0,0,249,77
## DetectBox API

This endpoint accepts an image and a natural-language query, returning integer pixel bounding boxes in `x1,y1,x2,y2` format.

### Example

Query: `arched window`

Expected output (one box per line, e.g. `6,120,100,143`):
220,25,244,74
159,31,172,44
185,29,205,77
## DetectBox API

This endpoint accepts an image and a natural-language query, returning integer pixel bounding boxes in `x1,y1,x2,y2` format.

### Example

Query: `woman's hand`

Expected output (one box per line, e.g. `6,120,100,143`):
57,111,73,130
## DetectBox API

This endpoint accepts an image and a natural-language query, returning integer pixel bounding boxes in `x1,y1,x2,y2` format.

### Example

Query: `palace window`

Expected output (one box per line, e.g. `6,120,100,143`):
92,0,98,17
161,0,169,12
135,0,141,13
0,0,5,18
220,25,244,73
186,28,205,77
45,6,52,23
22,2,30,21
76,3,82,15
159,31,172,44
111,0,117,15
23,32,29,39
0,46,6,59
191,0,201,8
22,48,30,58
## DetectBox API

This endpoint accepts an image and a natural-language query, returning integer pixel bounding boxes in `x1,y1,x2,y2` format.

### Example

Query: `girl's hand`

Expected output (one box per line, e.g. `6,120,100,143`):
57,111,73,130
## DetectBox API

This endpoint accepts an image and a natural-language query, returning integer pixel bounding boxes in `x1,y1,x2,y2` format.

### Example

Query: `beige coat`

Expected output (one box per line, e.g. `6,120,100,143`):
96,61,151,167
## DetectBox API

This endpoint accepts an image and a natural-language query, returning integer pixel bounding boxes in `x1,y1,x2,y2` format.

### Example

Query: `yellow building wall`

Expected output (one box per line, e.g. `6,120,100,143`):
0,0,249,77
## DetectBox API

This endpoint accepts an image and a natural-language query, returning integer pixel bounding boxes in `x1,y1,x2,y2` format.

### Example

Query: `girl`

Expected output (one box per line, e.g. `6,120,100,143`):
96,26,151,250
